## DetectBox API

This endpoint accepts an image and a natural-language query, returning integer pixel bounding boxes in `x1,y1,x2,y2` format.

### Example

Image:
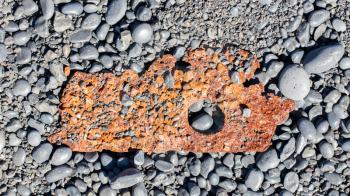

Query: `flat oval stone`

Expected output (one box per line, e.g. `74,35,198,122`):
297,119,317,140
105,0,127,25
32,143,53,163
308,9,330,27
51,147,72,166
12,79,31,96
45,165,74,183
278,64,310,100
302,44,344,74
40,0,54,20
110,168,143,189
81,13,101,30
61,2,83,15
191,113,214,131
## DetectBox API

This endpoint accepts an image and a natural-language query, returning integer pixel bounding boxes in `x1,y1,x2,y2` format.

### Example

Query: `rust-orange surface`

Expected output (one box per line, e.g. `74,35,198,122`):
48,48,295,153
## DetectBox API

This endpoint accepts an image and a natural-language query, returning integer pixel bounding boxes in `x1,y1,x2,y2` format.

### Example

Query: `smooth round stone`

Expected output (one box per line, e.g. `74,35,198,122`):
45,165,74,183
215,166,233,178
61,2,83,15
218,180,237,192
132,23,153,44
128,43,142,58
302,44,344,74
40,113,54,124
324,173,344,185
341,140,350,152
280,137,295,161
191,113,213,131
0,131,5,151
308,9,330,27
339,57,350,70
245,168,264,191
96,23,110,41
318,141,334,159
130,63,143,73
256,148,280,171
79,45,99,60
12,79,31,96
105,0,127,25
208,172,219,185
188,159,201,176
84,4,98,13
278,64,310,100
70,29,92,43
13,148,26,166
84,152,99,162
328,111,341,129
27,130,41,146
23,0,39,16
81,13,101,30
13,31,31,45
200,156,215,178
5,118,22,132
283,172,299,193
99,55,113,69
189,100,203,113
51,147,72,166
136,6,152,21
40,0,54,20
132,183,147,196
16,47,31,64
32,143,53,163
134,151,144,166
155,160,174,172
297,119,317,140
99,186,116,196
332,18,346,32
223,154,234,168
17,184,31,196
0,44,7,62
110,168,143,189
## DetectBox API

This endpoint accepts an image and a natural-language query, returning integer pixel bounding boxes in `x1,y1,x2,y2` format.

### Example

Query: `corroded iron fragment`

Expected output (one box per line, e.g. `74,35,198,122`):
48,49,295,153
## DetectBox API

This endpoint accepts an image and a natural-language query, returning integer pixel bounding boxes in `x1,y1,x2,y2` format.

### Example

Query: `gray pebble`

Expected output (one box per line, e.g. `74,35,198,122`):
191,113,213,131
216,166,233,178
96,23,110,41
296,22,310,46
209,172,219,185
155,160,174,172
40,113,54,124
130,63,143,73
99,186,116,196
17,185,31,196
283,172,299,193
258,0,272,5
188,159,201,176
61,2,83,15
200,156,215,178
319,141,334,159
128,43,142,58
308,9,330,27
16,47,31,64
84,4,98,13
51,147,72,166
324,173,344,185
328,111,340,129
339,57,350,70
99,55,113,69
136,6,152,21
0,131,5,151
280,137,295,161
5,118,22,132
111,168,143,189
218,180,237,192
81,14,102,30
332,18,346,32
134,151,144,166
9,133,22,146
53,11,72,32
223,153,234,168
45,165,74,183
23,0,39,16
302,44,344,74
291,50,304,64
66,186,80,196
32,143,53,163
13,148,26,166
267,61,284,78
13,31,31,46
173,46,186,60
298,118,317,140
12,79,31,96
341,140,350,152
256,149,279,171
40,0,54,20
70,29,92,43
245,168,264,191
105,0,127,25
27,130,41,146
79,45,99,60
278,64,310,100
324,89,341,103
132,183,147,196
132,23,153,44
0,44,7,62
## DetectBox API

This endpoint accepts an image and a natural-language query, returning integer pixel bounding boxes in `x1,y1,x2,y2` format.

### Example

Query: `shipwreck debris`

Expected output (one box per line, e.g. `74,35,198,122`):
48,48,295,153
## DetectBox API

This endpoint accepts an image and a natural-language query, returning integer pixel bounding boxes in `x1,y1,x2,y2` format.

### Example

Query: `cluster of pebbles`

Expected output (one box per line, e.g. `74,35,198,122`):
1,0,350,195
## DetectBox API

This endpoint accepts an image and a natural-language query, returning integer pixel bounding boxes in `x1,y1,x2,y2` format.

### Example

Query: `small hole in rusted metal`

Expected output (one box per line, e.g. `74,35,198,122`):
188,100,225,134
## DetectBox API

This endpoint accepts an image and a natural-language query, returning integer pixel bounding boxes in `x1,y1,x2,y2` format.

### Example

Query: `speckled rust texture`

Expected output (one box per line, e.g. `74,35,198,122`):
48,49,295,153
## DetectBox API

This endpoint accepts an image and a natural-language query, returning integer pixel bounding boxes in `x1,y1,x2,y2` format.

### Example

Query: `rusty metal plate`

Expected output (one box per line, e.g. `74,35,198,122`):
48,48,295,153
